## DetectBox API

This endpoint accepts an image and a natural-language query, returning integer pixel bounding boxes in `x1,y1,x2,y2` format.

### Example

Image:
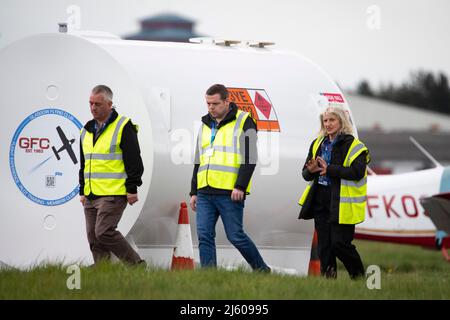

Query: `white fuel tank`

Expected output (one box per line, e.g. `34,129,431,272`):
0,32,357,273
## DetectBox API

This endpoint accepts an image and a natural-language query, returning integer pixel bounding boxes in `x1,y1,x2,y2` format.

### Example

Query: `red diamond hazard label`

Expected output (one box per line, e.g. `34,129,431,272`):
254,91,272,119
227,88,280,132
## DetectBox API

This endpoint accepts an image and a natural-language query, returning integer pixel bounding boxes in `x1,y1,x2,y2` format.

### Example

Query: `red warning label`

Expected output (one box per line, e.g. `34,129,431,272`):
228,88,280,132
320,92,353,125
321,93,345,103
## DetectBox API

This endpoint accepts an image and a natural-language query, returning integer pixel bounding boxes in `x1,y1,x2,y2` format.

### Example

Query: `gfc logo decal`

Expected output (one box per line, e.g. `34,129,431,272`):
10,108,82,206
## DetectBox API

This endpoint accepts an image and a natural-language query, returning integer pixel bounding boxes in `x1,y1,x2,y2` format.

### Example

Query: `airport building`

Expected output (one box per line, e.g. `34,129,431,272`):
347,94,450,173
124,13,201,42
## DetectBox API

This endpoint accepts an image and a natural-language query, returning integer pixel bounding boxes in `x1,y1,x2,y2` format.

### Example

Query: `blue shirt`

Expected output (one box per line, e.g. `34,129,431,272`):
94,121,106,136
318,136,337,186
94,111,114,139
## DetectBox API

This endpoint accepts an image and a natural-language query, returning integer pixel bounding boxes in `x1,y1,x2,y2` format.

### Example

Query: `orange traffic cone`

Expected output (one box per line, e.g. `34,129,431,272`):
308,229,321,276
171,202,195,270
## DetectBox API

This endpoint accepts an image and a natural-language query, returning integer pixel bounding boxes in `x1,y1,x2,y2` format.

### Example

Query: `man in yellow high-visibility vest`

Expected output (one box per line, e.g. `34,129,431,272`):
190,84,270,272
79,85,144,265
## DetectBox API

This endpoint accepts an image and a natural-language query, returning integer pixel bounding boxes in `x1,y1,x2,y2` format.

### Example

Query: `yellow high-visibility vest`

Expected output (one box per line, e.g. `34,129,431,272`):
298,136,325,206
81,115,130,196
298,136,370,224
338,138,370,224
197,110,252,192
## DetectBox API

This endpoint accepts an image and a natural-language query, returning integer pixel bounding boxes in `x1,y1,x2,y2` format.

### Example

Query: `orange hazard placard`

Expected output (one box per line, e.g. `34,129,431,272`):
228,88,280,132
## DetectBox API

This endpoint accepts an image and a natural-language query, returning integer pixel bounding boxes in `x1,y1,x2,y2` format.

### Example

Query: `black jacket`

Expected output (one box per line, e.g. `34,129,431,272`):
298,134,368,224
190,102,257,196
79,109,144,198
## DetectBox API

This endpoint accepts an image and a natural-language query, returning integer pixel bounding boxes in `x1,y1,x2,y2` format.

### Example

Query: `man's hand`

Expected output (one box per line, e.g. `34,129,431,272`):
190,195,197,212
127,193,138,205
231,188,244,202
80,195,86,206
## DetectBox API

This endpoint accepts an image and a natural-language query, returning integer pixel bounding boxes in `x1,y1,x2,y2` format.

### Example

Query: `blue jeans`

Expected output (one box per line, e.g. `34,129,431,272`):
196,192,269,271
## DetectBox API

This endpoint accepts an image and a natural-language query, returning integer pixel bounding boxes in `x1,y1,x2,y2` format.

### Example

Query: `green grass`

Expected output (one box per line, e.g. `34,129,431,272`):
1,240,449,299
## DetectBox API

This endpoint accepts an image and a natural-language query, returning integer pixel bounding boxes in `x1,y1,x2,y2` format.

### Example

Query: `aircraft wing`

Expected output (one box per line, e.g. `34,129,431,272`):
420,193,450,234
56,126,69,144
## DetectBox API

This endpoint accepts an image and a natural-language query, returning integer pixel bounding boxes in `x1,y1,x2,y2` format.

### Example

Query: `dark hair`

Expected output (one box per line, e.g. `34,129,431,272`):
92,85,113,101
206,84,229,100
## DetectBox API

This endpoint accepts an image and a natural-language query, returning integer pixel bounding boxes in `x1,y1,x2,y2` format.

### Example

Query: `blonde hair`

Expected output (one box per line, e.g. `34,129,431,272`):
318,106,354,136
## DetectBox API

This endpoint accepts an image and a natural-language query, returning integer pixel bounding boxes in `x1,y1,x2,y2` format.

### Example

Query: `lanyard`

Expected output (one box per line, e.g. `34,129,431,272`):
210,121,217,144
322,137,337,165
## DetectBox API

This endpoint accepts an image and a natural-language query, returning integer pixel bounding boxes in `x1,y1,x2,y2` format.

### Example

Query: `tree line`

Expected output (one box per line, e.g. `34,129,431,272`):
355,70,450,115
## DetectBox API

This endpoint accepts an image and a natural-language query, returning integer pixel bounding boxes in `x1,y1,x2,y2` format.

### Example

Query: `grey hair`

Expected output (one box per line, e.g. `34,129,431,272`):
318,105,354,136
92,85,113,102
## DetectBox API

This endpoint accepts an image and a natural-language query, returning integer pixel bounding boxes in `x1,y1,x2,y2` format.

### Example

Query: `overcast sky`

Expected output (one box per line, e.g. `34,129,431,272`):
1,0,449,89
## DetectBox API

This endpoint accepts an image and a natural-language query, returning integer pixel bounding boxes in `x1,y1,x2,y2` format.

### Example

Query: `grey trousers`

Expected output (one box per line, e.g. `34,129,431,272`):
84,196,142,264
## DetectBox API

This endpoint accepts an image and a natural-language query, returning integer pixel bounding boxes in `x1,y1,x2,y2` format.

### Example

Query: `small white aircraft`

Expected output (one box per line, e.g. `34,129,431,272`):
357,138,450,261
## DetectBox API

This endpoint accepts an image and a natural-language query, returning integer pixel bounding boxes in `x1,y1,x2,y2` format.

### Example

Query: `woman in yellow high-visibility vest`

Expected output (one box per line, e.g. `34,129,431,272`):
298,105,370,279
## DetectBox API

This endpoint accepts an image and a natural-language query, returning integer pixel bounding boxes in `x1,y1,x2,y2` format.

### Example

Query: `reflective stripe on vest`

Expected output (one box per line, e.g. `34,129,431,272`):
339,138,369,224
82,115,130,196
197,110,251,192
298,181,313,206
298,136,325,206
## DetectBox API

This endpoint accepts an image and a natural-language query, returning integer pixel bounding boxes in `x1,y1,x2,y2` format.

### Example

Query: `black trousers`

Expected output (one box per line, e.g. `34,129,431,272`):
313,185,364,278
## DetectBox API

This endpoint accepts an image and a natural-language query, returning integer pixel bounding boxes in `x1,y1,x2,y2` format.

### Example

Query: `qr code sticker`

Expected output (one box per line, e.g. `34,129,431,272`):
46,175,56,188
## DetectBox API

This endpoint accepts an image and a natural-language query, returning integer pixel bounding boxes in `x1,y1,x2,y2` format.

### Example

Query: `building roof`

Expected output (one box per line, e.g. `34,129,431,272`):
359,130,450,163
124,12,201,42
140,13,195,24
342,94,450,166
124,28,201,42
346,94,450,132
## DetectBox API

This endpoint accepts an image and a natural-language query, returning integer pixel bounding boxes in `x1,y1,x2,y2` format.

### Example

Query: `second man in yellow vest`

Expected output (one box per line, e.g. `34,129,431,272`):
190,84,270,272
